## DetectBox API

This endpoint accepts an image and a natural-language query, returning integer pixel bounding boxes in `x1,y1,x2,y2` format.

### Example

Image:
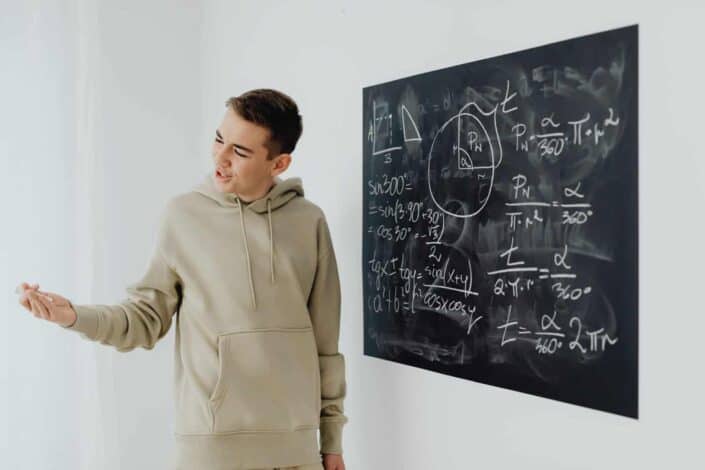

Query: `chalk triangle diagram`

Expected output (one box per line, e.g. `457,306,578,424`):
401,104,422,142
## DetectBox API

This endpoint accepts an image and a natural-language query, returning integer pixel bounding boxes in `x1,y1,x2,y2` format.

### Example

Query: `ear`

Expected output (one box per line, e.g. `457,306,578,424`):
271,153,292,176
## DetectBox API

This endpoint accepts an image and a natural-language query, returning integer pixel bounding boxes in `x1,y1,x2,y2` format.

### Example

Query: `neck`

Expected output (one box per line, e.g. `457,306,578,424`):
236,179,276,203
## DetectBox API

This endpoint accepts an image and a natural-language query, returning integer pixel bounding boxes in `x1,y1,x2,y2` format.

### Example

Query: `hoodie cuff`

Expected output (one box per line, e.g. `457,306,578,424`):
319,419,345,455
60,303,100,340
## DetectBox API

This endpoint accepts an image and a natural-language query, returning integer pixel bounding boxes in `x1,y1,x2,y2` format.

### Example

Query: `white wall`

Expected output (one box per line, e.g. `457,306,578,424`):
2,1,201,469
2,2,88,468
199,1,704,469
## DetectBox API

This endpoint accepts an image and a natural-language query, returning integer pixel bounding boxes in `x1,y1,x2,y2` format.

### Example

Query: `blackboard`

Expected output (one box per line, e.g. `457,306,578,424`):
362,25,638,418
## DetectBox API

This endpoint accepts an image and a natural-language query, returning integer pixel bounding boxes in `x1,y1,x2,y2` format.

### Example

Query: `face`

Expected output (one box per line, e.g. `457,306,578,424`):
211,107,291,201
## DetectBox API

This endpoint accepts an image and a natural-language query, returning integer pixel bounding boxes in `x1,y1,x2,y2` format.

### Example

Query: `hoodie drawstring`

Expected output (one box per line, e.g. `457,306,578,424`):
267,199,275,283
236,198,257,310
235,197,276,311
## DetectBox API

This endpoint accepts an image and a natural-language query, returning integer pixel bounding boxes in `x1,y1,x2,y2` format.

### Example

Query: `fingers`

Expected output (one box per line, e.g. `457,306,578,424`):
17,282,40,310
27,294,41,318
19,292,32,310
28,291,51,320
34,291,54,312
30,293,47,319
18,286,33,309
16,283,55,320
16,282,39,294
36,290,57,302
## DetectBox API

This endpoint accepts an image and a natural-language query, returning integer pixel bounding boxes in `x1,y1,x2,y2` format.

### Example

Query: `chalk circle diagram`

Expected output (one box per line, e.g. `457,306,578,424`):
427,102,503,218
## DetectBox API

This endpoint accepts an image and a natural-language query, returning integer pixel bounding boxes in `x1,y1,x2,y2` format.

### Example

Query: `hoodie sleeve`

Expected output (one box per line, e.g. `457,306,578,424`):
308,216,348,455
60,202,182,353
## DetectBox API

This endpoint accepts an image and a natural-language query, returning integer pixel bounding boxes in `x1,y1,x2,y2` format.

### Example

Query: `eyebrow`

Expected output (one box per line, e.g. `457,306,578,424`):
215,129,254,154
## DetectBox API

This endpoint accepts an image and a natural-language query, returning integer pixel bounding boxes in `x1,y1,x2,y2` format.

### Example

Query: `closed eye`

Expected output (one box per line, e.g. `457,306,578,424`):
215,137,247,157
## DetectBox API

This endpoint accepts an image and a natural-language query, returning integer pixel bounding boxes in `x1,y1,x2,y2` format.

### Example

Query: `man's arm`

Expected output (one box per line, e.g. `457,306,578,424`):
61,204,182,353
308,216,348,455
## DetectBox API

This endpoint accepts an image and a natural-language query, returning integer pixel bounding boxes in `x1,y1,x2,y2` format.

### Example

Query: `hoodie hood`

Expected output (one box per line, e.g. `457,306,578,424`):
194,172,304,212
192,172,304,310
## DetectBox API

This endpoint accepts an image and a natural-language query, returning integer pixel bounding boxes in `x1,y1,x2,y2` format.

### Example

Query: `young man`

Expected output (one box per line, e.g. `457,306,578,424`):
18,89,348,470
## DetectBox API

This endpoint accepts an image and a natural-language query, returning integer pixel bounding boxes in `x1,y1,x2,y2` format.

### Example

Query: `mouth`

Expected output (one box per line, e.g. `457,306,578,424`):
215,168,232,181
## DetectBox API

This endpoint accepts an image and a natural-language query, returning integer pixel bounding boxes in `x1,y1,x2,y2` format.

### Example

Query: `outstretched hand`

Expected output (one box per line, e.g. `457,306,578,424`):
16,282,77,327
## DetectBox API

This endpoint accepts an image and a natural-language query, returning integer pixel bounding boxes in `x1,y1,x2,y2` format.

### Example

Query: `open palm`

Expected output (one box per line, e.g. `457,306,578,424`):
16,282,77,327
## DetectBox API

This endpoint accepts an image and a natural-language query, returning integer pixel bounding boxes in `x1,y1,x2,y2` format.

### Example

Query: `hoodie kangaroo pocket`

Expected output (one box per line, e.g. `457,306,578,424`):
208,326,320,433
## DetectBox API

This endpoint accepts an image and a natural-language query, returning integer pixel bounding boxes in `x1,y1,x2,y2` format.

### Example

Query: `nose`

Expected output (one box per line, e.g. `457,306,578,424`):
213,144,231,167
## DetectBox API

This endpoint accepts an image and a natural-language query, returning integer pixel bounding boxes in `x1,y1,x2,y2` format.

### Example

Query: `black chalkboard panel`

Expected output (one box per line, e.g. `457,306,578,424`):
362,25,638,418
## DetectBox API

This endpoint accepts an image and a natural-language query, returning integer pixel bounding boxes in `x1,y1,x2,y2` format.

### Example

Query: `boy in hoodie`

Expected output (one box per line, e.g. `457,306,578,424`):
18,89,348,470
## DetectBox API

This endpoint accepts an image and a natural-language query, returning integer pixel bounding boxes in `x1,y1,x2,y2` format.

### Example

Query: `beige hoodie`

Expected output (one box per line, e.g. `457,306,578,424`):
61,172,348,469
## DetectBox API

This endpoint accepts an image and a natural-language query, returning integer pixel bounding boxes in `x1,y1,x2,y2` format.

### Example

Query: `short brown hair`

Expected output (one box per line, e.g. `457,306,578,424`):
225,89,303,160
